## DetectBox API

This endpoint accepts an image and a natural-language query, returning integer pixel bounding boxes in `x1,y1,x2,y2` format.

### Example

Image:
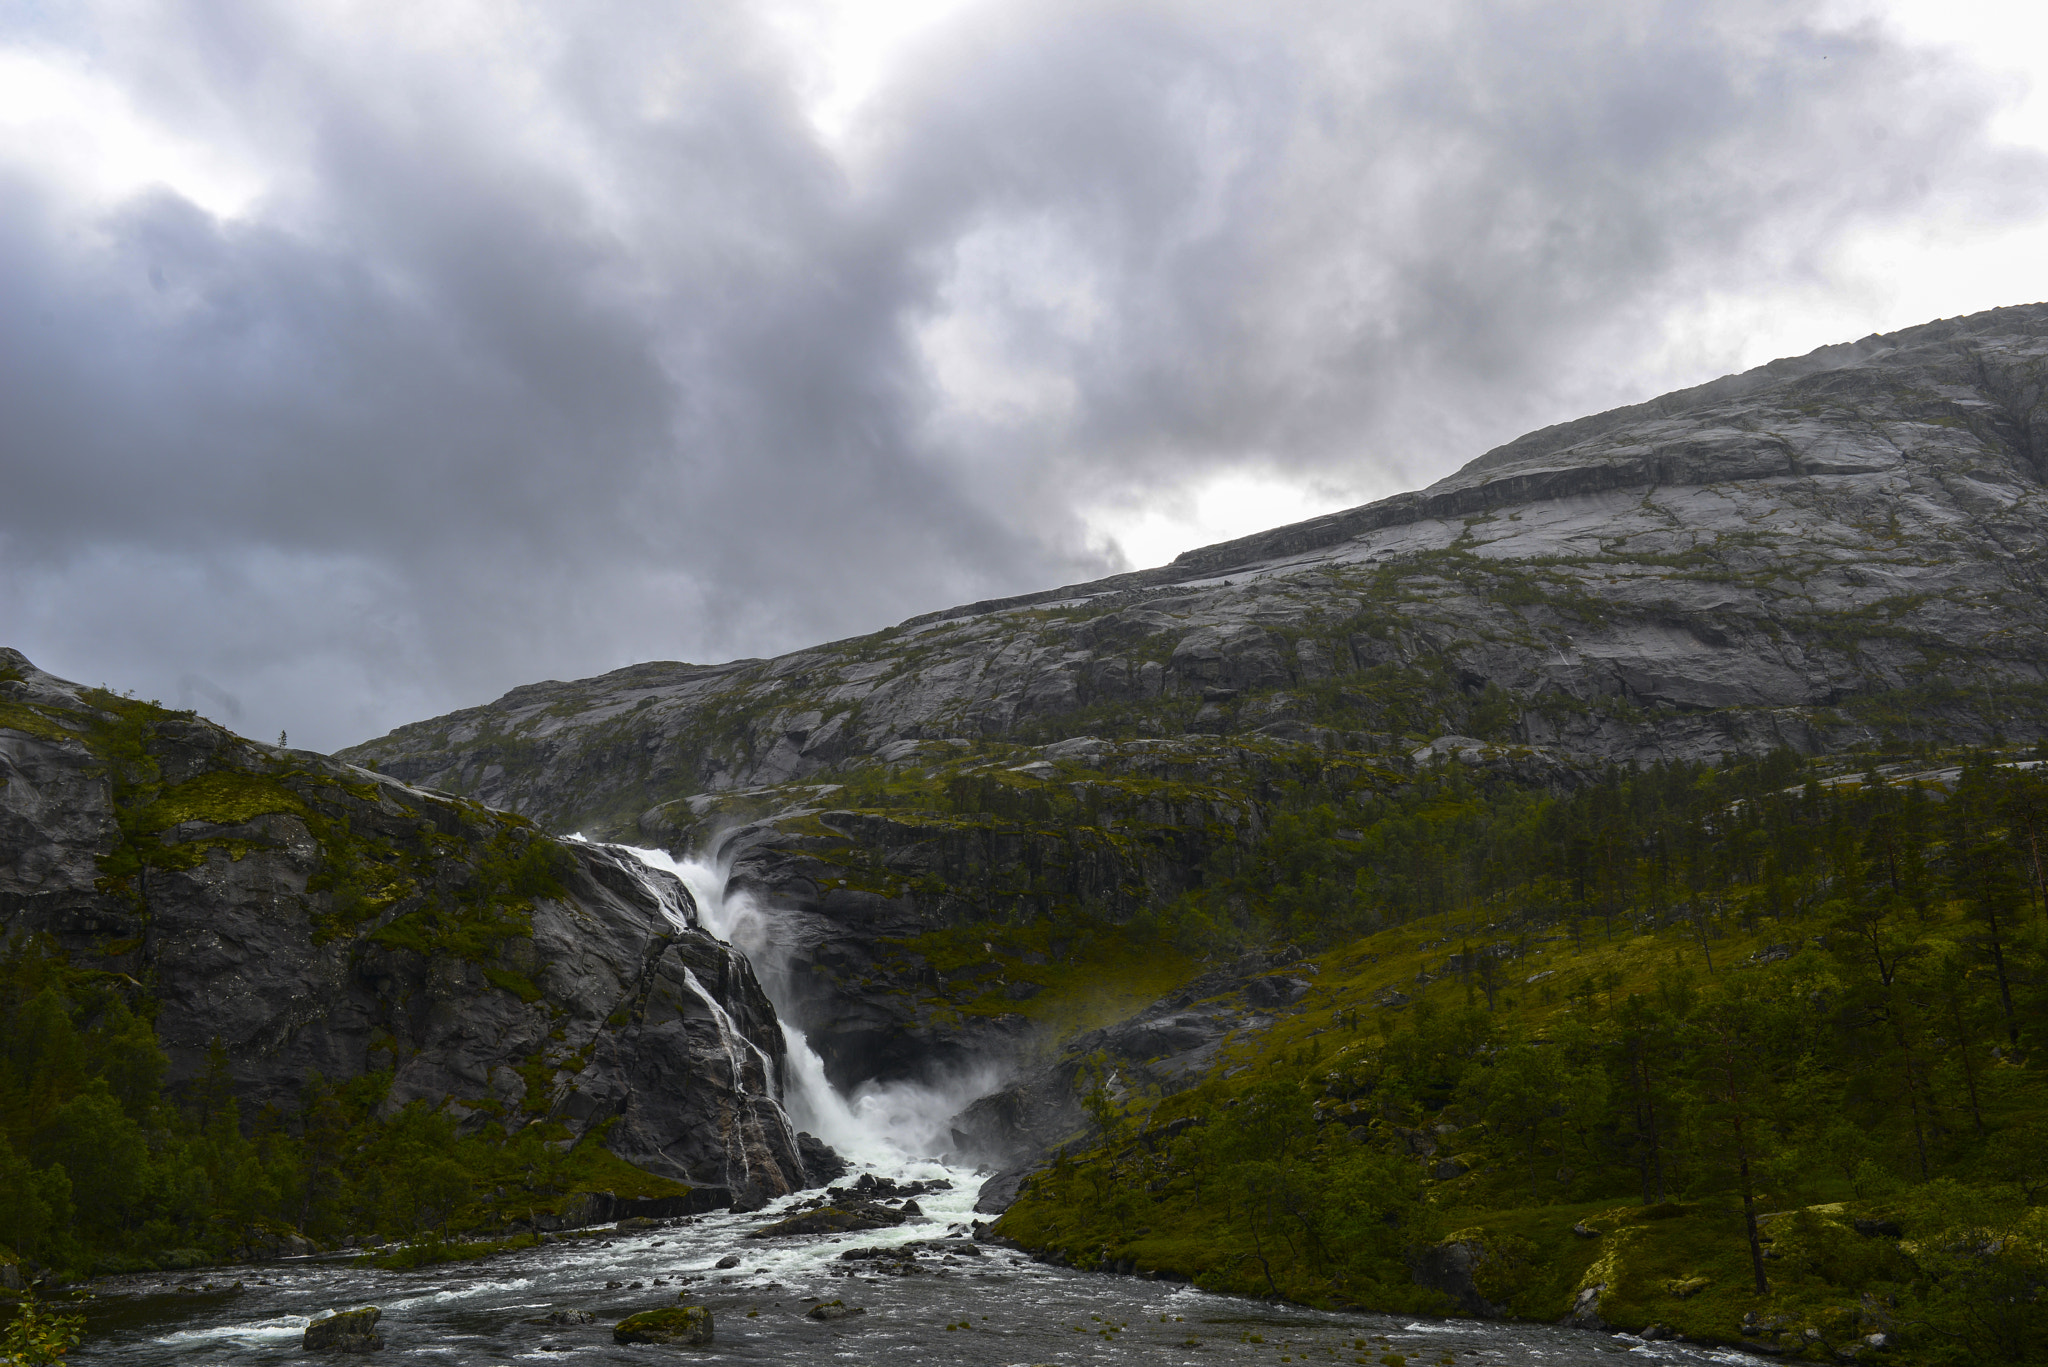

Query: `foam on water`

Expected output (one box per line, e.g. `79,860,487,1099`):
154,1315,311,1345
615,842,994,1174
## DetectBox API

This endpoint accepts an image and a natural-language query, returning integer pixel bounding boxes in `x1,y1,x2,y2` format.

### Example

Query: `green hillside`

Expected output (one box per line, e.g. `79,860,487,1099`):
987,750,2048,1364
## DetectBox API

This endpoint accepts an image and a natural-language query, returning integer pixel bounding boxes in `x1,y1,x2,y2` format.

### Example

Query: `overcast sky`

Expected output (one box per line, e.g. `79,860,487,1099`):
4,0,2048,751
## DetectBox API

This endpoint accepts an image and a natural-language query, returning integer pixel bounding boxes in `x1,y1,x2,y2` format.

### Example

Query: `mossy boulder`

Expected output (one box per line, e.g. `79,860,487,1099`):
303,1305,383,1353
613,1304,713,1346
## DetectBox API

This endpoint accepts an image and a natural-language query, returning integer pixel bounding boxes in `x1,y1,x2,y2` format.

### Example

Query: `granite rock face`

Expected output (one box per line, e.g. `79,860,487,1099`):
345,303,2048,824
0,652,807,1205
337,302,2048,1095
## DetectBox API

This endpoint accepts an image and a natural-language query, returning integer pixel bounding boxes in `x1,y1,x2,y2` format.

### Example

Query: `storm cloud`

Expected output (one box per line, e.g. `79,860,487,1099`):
1,0,2039,748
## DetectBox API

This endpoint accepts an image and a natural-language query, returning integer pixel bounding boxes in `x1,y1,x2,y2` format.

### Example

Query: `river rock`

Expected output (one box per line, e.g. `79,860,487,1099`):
806,1301,866,1321
972,1165,1039,1215
303,1306,383,1353
746,1202,906,1238
613,1305,712,1346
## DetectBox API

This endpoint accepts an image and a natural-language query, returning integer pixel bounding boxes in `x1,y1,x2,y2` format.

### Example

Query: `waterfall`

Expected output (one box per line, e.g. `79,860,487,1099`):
618,843,996,1170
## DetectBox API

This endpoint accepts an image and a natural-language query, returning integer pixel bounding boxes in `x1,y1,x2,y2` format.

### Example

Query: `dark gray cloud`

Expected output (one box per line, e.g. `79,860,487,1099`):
0,0,2038,749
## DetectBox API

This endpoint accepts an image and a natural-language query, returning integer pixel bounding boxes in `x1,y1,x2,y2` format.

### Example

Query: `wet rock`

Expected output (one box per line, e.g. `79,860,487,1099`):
303,1306,383,1354
797,1131,847,1186
613,1305,713,1346
746,1202,906,1239
972,1165,1041,1215
1560,1284,1607,1331
806,1301,866,1321
522,1311,596,1327
714,1254,741,1269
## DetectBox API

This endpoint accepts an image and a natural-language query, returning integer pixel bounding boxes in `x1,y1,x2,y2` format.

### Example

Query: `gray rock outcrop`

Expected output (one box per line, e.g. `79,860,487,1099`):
346,303,2048,822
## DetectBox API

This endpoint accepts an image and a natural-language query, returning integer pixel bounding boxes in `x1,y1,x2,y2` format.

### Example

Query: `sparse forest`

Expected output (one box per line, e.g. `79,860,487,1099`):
993,749,2048,1364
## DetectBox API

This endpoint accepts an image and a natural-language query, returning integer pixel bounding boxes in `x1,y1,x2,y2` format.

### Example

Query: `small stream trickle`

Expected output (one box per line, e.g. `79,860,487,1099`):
61,846,1765,1365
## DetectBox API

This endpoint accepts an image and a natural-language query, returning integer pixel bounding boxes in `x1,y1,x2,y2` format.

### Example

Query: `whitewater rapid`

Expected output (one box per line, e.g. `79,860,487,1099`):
616,843,998,1174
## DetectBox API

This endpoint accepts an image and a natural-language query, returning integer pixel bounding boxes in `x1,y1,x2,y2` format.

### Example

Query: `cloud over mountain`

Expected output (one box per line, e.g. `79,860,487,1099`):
1,0,2039,748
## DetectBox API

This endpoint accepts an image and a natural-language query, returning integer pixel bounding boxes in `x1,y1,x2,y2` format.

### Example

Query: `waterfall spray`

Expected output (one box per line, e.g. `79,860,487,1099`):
618,843,999,1170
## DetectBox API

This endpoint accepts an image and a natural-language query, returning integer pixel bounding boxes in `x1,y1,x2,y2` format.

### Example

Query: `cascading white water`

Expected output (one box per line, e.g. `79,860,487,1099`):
618,843,998,1172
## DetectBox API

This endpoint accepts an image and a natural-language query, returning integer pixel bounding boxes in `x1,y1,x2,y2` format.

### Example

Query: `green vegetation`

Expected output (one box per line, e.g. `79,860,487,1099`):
0,937,686,1281
995,748,2048,1364
0,688,687,1289
0,1288,84,1365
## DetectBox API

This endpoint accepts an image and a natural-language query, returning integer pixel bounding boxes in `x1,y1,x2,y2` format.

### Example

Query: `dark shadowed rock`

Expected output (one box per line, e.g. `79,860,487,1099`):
797,1131,847,1185
746,1202,906,1238
1409,1242,1509,1319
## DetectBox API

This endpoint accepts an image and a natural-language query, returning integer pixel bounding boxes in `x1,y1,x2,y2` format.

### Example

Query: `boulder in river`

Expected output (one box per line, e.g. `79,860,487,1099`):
747,1202,906,1238
798,1131,848,1184
613,1305,713,1346
303,1306,383,1353
806,1301,866,1321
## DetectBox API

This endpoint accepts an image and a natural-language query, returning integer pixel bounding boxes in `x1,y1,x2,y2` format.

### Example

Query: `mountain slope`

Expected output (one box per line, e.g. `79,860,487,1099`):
344,301,2048,829
335,303,2048,1093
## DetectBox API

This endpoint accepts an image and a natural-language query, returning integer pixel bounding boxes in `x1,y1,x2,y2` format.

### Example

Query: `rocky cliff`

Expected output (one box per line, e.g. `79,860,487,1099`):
0,649,809,1208
339,301,2048,1094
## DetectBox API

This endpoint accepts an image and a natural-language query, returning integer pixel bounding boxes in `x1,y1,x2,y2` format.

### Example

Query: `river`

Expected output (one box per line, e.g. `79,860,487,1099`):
63,850,1766,1366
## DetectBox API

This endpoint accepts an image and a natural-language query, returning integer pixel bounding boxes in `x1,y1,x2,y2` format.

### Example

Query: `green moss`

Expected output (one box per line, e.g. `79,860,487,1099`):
0,700,80,743
484,968,544,1003
133,771,308,834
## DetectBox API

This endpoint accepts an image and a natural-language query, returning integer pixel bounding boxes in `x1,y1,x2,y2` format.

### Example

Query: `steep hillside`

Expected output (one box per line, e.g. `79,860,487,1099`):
0,648,821,1274
987,750,2048,1364
337,302,2048,1092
